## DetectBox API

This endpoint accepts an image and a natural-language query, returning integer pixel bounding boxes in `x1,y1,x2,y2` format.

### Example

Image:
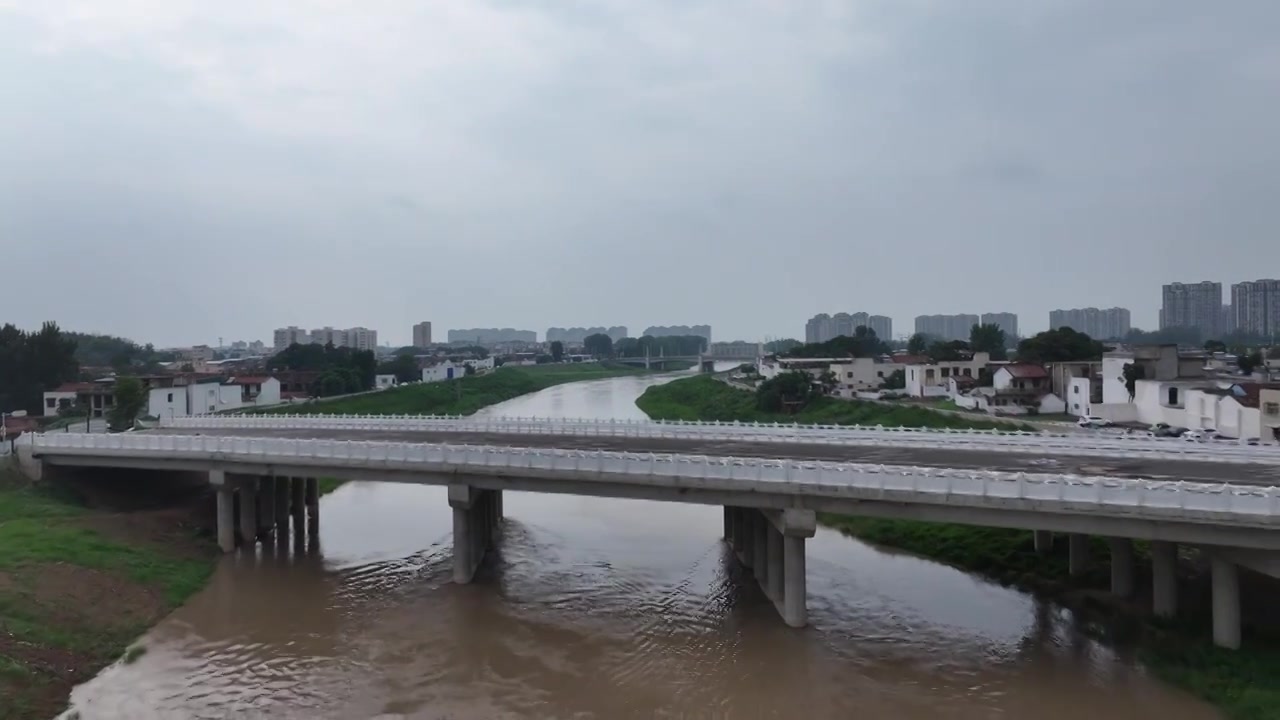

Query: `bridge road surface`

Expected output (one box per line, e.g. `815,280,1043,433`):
144,427,1280,486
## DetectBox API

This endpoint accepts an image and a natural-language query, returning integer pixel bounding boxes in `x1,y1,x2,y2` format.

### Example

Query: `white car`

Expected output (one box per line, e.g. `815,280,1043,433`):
1077,415,1112,428
1183,429,1205,441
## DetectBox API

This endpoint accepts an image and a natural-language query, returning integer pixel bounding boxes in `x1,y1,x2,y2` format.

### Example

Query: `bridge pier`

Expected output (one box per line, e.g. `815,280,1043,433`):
305,477,320,533
723,506,815,628
238,477,258,548
1151,541,1178,618
1212,556,1241,649
449,485,502,584
1033,530,1053,555
274,476,291,535
291,476,306,538
211,471,236,553
1109,538,1135,598
258,476,276,540
1068,534,1090,576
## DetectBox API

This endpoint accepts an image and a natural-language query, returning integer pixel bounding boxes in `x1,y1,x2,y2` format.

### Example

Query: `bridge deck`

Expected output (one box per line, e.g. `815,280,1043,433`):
143,427,1280,486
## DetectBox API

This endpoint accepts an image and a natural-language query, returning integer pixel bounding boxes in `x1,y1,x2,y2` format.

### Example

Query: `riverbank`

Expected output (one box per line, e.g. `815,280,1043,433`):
265,362,673,417
636,375,1020,430
0,466,217,719
819,516,1280,720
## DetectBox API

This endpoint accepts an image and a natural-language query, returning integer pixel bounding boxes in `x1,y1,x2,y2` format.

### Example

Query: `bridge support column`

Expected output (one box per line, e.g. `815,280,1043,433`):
783,535,808,628
258,477,276,539
450,485,500,584
729,508,745,555
739,511,755,568
291,477,306,539
1211,556,1241,649
1151,541,1177,618
305,478,320,532
1109,538,1135,598
211,471,235,553
753,513,769,591
238,477,258,550
767,523,784,603
1068,534,1090,576
1033,530,1053,555
723,507,733,543
274,476,291,534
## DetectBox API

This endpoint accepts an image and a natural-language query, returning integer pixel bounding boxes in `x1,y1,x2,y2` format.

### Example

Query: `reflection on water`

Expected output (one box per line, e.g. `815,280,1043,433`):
65,369,1220,719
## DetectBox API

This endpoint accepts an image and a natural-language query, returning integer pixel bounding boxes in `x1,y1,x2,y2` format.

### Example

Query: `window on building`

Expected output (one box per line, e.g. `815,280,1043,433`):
941,368,951,378
1265,402,1280,416
45,398,56,408
1073,386,1080,395
167,393,174,402
963,368,972,377
1168,387,1179,406
846,372,853,379
877,371,884,378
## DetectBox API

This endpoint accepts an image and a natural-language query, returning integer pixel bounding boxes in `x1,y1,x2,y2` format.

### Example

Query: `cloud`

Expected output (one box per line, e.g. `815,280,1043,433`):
1,0,1277,345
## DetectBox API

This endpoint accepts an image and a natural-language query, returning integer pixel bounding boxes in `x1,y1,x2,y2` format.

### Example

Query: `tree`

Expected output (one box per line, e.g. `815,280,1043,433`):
1121,362,1145,402
0,322,80,414
1204,339,1228,354
968,323,1008,360
1017,328,1106,364
764,339,802,354
756,371,817,413
1238,350,1264,376
906,333,928,355
927,340,970,362
583,333,613,358
817,370,839,396
378,354,420,384
786,327,888,359
550,340,565,363
108,377,147,431
464,363,477,376
883,369,905,390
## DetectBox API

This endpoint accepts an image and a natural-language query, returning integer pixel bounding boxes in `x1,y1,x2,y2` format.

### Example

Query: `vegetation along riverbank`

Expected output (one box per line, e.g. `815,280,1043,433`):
0,467,218,720
264,362,680,417
637,375,1280,719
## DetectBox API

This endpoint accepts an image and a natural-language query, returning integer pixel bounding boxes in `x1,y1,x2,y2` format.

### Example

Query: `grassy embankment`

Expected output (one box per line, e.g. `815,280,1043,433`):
272,363,680,496
265,362,670,417
637,376,1280,719
0,467,217,720
635,374,1024,430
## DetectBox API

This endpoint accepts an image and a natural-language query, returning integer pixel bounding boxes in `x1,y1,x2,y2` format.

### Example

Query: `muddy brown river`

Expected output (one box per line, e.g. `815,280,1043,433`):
62,370,1220,719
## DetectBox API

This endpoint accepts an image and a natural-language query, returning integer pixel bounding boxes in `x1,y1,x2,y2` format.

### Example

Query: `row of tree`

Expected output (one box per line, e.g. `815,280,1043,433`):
269,343,377,397
0,323,80,414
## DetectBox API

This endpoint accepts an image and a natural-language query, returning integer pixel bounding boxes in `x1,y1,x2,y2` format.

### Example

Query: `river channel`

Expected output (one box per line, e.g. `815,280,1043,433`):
63,370,1219,719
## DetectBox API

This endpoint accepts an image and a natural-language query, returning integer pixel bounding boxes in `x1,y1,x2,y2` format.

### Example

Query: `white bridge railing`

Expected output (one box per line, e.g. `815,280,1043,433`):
28,432,1280,525
160,414,1280,465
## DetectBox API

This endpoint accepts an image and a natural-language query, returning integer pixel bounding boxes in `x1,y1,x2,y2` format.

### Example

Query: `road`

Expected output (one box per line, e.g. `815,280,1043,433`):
146,427,1280,486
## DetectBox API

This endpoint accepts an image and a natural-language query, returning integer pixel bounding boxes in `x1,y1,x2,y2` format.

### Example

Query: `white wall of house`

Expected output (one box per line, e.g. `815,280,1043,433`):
422,362,462,383
42,391,78,417
1067,377,1094,417
904,353,990,398
464,357,496,374
253,378,282,407
375,374,397,389
1040,393,1067,414
183,383,243,415
830,358,894,397
1100,356,1132,405
1261,389,1280,444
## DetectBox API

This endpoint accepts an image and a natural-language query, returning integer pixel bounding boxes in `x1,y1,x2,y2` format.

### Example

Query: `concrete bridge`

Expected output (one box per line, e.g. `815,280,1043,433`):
16,415,1280,649
615,351,753,372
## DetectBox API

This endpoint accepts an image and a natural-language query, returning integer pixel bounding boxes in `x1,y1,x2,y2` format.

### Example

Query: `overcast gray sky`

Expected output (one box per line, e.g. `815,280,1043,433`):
2,1,1277,347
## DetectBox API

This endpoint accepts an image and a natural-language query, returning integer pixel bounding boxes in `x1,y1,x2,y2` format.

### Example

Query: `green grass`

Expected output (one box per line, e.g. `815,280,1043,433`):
121,645,147,665
821,515,1280,720
0,468,217,719
635,375,1026,430
262,363,660,417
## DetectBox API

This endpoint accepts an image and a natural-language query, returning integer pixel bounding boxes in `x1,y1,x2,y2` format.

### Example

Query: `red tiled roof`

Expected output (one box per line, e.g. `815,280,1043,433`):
226,376,271,385
1001,364,1049,379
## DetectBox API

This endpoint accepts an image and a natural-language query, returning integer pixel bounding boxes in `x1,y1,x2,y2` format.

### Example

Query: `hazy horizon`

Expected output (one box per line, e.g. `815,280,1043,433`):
3,1,1277,347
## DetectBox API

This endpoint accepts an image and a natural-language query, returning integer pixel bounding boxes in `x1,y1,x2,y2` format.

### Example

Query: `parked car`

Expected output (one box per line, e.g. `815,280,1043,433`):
1077,415,1112,428
1183,429,1207,441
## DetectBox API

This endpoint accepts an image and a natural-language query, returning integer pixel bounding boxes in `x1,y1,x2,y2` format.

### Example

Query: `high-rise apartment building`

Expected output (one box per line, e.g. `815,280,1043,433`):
1231,279,1280,338
1161,281,1223,337
546,326,629,344
804,313,892,344
447,328,538,345
413,321,433,348
979,312,1019,338
1049,307,1131,340
346,327,378,351
914,314,980,342
273,326,309,351
311,327,346,347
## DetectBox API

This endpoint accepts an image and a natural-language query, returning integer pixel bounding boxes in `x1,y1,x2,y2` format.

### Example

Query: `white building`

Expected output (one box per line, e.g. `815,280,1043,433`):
903,352,991,398
1262,388,1280,443
147,376,281,419
422,361,465,383
829,358,897,396
375,374,397,389
346,327,379,351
